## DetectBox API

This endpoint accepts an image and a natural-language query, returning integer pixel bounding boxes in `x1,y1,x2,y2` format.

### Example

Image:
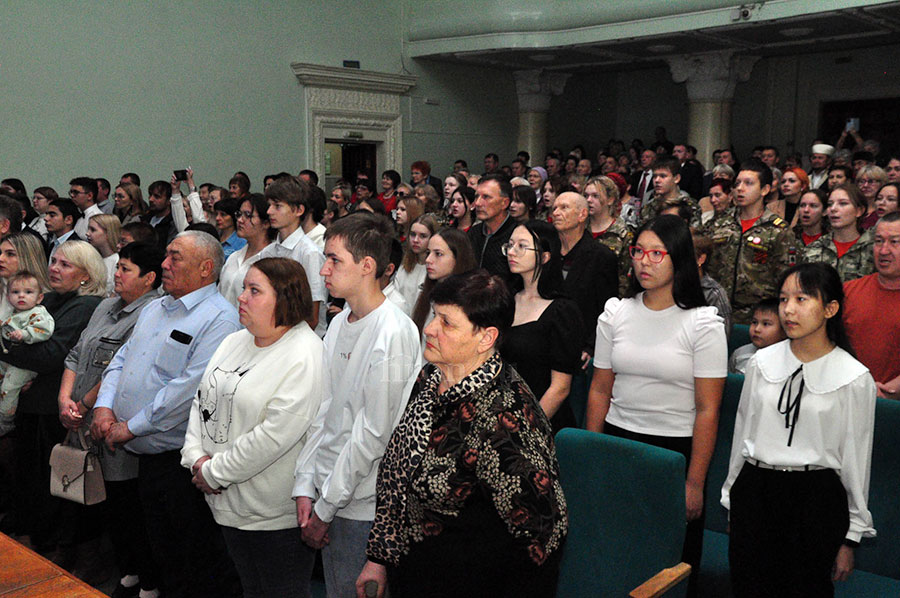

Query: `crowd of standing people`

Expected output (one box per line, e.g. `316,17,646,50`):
0,128,896,597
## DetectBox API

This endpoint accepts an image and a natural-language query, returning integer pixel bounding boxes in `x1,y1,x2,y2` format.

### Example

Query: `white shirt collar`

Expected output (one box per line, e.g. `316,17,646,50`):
755,340,869,394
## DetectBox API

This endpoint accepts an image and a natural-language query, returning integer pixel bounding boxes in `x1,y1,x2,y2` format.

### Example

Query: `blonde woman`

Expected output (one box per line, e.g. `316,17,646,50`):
585,176,633,295
855,164,888,229
3,240,106,556
86,214,121,295
114,183,146,225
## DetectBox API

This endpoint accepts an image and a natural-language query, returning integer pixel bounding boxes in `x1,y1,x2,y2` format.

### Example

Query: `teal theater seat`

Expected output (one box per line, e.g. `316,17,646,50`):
555,428,690,597
727,324,750,357
835,398,900,596
698,373,744,597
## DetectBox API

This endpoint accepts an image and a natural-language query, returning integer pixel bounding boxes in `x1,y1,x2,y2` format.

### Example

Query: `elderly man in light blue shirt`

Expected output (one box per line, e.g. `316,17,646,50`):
92,230,241,598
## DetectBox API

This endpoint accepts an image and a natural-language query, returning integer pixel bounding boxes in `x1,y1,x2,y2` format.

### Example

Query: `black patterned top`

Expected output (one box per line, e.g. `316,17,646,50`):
366,352,568,567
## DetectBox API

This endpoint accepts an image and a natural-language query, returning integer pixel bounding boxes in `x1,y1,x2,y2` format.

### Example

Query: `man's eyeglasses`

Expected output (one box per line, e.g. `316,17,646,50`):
629,246,669,263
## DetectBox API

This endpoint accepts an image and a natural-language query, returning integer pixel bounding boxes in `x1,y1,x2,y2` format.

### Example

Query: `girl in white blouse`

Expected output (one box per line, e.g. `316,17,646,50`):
721,262,876,597
586,215,727,596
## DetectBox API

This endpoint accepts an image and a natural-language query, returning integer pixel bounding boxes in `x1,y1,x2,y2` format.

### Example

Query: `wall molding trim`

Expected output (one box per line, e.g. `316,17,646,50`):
292,63,416,175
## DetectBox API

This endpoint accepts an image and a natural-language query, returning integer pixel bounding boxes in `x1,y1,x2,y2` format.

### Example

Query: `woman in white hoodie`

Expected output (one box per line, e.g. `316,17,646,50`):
182,257,325,598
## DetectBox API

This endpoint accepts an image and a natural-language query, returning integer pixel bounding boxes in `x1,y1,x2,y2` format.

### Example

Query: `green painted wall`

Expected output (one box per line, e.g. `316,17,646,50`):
0,1,518,192
402,58,518,177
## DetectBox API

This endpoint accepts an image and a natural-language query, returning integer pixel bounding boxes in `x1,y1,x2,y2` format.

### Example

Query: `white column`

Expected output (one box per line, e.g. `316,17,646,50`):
514,70,570,164
667,51,759,169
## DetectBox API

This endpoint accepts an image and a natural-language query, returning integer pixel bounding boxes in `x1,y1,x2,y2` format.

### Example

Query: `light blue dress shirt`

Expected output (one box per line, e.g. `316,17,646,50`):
221,230,247,260
95,283,240,454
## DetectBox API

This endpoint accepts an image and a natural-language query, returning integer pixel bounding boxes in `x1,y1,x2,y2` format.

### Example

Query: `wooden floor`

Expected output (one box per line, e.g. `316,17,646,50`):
0,533,107,597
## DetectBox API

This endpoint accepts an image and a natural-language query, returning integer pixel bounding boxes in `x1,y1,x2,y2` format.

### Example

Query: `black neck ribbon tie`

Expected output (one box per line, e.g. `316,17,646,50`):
776,365,805,447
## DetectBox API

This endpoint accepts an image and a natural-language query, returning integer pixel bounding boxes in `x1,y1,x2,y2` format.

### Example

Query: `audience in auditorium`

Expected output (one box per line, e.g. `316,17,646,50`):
3,114,897,596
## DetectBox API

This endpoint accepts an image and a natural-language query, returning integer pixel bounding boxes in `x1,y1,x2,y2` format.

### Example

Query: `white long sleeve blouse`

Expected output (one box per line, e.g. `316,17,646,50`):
721,340,877,542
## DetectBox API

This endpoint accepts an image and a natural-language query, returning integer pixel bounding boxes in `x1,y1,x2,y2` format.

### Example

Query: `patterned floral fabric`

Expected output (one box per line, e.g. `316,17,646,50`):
366,352,568,567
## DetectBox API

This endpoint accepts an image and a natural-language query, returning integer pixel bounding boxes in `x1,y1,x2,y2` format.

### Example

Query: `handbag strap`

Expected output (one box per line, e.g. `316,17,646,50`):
65,427,93,452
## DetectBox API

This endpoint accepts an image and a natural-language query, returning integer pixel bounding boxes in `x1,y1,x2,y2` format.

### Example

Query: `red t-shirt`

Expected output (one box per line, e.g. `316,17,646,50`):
843,274,900,384
833,238,859,259
591,219,614,239
801,232,822,246
377,192,397,213
741,216,760,233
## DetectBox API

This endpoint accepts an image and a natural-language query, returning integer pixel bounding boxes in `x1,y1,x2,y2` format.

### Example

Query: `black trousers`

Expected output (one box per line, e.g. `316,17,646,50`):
221,525,315,598
604,423,704,598
137,451,240,598
13,412,66,549
728,463,849,598
105,478,159,590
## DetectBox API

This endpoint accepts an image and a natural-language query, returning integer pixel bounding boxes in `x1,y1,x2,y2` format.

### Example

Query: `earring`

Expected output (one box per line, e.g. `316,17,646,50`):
80,280,87,287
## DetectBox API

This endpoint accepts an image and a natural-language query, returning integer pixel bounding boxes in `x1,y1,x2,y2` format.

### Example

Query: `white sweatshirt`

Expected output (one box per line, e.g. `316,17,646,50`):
292,298,421,522
181,324,325,531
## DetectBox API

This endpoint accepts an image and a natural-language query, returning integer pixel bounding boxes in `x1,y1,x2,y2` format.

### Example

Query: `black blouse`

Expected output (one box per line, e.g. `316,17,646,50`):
501,298,584,432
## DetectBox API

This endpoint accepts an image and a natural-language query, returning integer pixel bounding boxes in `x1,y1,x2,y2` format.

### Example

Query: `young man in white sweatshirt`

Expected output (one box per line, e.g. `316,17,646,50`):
293,211,421,597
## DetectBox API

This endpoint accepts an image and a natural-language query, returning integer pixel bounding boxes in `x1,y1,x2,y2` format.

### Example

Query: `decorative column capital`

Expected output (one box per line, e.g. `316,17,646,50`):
666,51,759,102
514,70,571,112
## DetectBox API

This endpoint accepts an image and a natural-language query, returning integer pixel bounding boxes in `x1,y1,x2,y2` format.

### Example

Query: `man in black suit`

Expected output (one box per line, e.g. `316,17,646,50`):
552,191,618,364
630,149,656,206
44,199,82,260
673,143,704,199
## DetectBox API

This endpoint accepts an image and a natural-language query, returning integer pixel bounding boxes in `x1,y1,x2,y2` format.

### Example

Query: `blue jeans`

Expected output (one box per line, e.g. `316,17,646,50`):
221,526,315,598
321,517,372,598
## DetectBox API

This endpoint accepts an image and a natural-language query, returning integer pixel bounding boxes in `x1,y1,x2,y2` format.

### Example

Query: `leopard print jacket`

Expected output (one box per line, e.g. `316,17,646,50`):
366,352,568,567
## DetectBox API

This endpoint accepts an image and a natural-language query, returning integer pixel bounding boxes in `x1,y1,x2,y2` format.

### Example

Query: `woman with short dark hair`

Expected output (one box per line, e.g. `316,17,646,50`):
357,270,568,597
59,241,163,594
213,196,247,259
219,194,275,307
182,257,325,598
378,170,402,213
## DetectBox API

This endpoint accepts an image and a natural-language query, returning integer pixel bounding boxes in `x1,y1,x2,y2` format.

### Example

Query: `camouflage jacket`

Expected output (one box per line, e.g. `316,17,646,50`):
800,229,875,282
702,207,799,324
639,189,702,228
594,218,634,297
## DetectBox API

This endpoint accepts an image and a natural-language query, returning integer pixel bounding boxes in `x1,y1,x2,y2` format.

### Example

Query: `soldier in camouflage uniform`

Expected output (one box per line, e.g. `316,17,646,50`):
585,176,634,295
701,159,799,324
639,154,703,227
800,229,874,281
